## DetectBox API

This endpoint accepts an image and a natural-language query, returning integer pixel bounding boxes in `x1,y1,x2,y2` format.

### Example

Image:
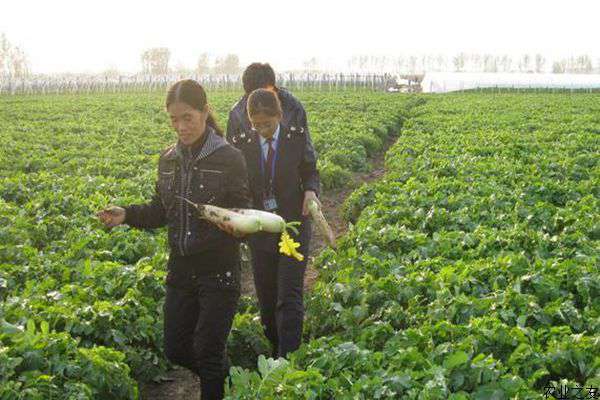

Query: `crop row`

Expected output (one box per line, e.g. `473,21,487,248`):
226,93,600,399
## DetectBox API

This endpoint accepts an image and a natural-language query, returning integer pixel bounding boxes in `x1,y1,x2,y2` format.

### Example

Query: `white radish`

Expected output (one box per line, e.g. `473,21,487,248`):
178,197,261,235
308,199,336,248
200,204,261,235
232,208,286,233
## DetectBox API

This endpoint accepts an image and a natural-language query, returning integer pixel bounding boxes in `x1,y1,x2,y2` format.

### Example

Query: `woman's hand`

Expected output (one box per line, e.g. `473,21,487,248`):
96,206,126,228
302,190,321,216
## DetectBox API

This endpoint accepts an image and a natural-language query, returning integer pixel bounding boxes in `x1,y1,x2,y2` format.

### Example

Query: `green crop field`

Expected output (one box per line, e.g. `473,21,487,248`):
0,91,598,399
226,93,600,399
0,90,412,399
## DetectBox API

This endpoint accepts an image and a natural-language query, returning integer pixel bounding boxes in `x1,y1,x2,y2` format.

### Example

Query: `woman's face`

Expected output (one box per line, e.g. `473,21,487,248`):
249,112,282,139
167,102,208,146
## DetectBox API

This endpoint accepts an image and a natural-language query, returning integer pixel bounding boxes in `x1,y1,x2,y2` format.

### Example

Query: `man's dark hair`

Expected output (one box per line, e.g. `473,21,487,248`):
242,63,276,95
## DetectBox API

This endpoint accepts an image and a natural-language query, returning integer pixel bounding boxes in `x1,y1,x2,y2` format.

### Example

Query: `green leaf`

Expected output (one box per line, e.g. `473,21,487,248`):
444,351,469,370
40,321,49,335
26,319,36,335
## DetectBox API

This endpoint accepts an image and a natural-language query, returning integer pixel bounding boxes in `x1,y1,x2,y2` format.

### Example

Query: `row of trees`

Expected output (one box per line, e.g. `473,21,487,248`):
141,48,241,76
0,33,29,78
1,37,599,78
347,53,600,74
141,49,600,76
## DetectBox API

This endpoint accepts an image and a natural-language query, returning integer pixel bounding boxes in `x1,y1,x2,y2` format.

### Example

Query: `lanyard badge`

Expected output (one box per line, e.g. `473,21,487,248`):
263,194,278,212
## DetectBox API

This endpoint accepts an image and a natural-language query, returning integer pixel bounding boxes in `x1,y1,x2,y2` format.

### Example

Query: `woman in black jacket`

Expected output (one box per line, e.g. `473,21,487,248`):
97,79,251,400
229,88,320,359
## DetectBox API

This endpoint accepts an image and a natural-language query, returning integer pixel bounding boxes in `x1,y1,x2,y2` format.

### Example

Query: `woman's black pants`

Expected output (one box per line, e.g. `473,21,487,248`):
163,263,240,400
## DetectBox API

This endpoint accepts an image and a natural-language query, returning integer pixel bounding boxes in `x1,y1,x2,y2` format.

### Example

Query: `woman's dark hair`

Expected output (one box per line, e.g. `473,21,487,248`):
165,79,223,136
242,63,276,95
247,89,283,118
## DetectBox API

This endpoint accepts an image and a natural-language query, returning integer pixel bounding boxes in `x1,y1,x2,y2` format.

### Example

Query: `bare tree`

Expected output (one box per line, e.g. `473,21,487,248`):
575,55,593,73
173,61,193,76
380,55,390,73
0,33,9,75
518,54,531,72
0,33,29,78
8,47,28,77
535,54,546,73
407,56,418,73
435,54,446,72
483,54,498,72
552,59,567,73
499,55,512,72
452,53,466,72
470,54,482,72
395,56,405,74
554,55,594,74
141,47,171,75
196,53,211,75
214,54,240,75
359,56,368,72
303,57,319,72
101,67,121,79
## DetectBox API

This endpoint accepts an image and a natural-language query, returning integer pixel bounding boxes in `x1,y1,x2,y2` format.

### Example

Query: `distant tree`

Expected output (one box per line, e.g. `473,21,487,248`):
435,54,446,72
554,55,594,74
196,53,211,75
535,54,546,73
499,55,512,72
173,61,193,76
0,33,30,78
101,67,121,79
0,34,9,75
575,55,593,74
303,57,319,72
395,56,405,73
380,55,390,72
359,55,368,71
518,54,531,72
408,55,418,73
214,54,240,75
470,54,482,72
420,55,428,72
8,46,28,78
552,60,567,73
483,54,498,72
141,47,171,75
452,53,466,72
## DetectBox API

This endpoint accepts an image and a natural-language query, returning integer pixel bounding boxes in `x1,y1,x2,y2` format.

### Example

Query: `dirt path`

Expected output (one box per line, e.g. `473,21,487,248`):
139,133,397,400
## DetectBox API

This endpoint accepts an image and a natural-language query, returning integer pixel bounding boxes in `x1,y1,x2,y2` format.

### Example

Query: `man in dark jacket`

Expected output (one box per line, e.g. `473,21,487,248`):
227,62,311,146
227,73,320,359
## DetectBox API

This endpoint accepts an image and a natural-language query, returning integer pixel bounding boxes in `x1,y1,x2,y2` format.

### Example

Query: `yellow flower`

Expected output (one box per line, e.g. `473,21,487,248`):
278,231,304,262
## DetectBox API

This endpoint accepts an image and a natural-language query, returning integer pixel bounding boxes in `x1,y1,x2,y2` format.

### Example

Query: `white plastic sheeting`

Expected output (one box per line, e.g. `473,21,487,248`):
421,72,600,93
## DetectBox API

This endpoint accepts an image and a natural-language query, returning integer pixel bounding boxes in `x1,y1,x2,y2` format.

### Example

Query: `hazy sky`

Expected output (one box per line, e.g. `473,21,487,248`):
2,0,599,74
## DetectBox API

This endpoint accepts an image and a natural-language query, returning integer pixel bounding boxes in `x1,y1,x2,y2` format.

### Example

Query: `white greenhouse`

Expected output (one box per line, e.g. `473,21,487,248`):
421,72,600,93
